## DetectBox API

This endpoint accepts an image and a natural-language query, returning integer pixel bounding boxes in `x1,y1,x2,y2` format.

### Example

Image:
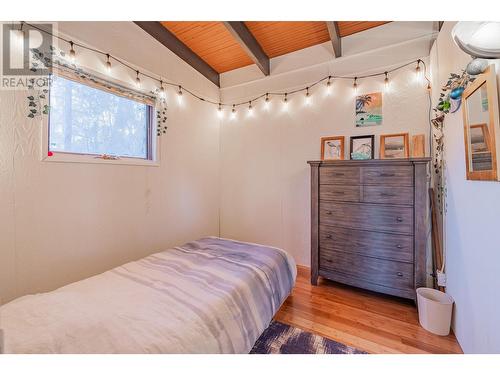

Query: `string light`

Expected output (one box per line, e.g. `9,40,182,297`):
305,87,311,105
217,103,223,118
282,93,289,111
231,104,236,119
248,101,253,115
106,54,111,72
159,80,165,98
69,41,76,62
415,59,423,83
176,85,184,105
135,70,141,87
20,22,432,115
15,22,25,47
326,76,332,95
384,71,390,92
264,93,270,110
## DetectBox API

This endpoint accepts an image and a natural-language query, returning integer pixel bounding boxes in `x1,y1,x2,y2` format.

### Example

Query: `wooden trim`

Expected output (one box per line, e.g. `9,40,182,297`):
320,136,345,160
52,66,156,106
223,22,270,76
462,65,500,181
380,133,410,159
134,21,220,87
325,21,342,58
310,163,320,285
308,158,431,167
414,162,429,292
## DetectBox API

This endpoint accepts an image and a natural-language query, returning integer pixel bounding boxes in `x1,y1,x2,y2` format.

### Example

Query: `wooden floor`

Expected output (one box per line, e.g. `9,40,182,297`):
274,266,463,354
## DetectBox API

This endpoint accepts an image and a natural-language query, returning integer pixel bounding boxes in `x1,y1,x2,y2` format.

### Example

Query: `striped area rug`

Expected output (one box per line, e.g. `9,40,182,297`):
250,321,366,354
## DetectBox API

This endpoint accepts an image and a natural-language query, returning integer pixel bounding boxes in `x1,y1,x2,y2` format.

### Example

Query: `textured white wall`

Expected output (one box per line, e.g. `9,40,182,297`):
0,22,221,303
219,55,432,267
430,22,500,353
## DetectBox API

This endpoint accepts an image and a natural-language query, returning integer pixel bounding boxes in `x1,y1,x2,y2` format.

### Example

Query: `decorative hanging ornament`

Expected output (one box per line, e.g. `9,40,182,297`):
450,86,465,100
450,98,462,113
466,58,489,75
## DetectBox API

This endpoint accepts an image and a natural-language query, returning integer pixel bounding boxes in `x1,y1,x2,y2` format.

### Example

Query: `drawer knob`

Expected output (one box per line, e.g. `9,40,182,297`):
396,272,403,277
380,173,396,177
326,234,332,239
396,244,403,249
396,217,403,222
326,211,332,215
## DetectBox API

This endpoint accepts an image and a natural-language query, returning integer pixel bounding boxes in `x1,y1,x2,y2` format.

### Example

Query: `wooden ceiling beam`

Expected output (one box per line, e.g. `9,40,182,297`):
325,21,341,58
133,21,220,87
223,21,270,76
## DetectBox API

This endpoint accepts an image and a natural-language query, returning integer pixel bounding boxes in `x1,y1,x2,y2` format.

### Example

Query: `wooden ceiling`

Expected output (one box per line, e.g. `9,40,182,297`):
161,21,389,73
337,21,389,37
161,22,253,73
136,21,390,86
244,22,331,58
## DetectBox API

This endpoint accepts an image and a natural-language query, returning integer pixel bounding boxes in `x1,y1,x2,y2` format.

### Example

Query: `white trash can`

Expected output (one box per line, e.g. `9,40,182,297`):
416,287,454,336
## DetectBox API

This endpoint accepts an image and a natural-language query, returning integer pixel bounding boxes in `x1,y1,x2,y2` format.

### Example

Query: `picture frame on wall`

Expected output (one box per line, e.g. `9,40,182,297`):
350,135,375,160
320,136,345,160
380,133,410,159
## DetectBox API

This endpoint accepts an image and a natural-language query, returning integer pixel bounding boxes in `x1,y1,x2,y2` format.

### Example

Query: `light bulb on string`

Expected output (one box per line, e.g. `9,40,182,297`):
353,77,358,95
231,104,236,119
69,41,76,62
415,59,423,83
217,103,224,119
177,86,183,105
15,22,25,49
135,70,141,88
159,80,165,98
282,93,289,111
305,87,312,106
248,101,253,116
326,76,332,95
384,71,390,92
106,54,111,72
264,93,270,110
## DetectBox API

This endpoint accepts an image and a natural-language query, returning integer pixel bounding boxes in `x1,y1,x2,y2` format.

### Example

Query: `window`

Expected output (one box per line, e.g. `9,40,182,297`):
47,74,155,162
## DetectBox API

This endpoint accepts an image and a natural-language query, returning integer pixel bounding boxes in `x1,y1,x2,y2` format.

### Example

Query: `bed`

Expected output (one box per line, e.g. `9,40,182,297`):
0,237,296,354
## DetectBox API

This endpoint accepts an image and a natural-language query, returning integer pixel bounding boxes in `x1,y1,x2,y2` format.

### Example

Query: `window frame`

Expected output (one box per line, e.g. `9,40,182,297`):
41,70,160,167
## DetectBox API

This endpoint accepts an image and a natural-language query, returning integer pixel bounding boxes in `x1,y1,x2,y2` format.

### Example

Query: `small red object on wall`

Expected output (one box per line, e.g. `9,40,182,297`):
47,151,53,157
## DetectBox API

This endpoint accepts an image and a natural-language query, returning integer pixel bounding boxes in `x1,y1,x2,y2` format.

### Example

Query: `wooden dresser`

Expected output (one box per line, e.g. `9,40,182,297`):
308,158,430,300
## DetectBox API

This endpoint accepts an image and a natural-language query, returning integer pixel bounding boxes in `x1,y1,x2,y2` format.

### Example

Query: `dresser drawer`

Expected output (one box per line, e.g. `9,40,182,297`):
362,185,414,206
319,225,413,262
320,201,414,234
320,185,360,202
320,167,360,185
361,166,413,186
320,250,413,290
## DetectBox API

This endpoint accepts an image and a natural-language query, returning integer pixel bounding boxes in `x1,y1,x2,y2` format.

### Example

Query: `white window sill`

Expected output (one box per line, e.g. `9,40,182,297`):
41,152,160,167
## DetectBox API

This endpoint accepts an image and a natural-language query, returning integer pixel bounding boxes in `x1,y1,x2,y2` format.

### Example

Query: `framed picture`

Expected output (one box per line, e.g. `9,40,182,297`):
321,136,345,160
356,92,383,127
380,133,410,159
350,135,375,160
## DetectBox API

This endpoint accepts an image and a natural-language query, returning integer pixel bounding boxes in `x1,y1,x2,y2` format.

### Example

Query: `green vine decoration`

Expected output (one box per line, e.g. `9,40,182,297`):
26,46,168,137
432,70,476,213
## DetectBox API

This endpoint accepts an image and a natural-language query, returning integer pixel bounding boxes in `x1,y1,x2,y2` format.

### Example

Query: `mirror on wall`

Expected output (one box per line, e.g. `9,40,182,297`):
462,65,500,181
